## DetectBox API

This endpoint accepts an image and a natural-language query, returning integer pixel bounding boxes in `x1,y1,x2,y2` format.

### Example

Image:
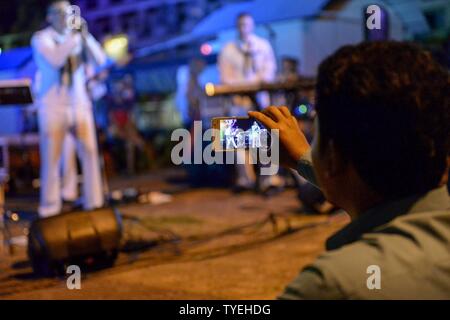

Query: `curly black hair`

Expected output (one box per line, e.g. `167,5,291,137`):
316,41,450,198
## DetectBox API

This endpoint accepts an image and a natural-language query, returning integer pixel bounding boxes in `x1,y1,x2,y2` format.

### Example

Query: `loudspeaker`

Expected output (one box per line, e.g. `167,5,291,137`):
27,208,122,276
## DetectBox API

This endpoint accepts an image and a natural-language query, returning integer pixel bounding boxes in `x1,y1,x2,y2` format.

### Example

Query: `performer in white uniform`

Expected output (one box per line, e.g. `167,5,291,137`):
218,13,276,109
218,12,282,191
32,0,106,217
250,121,261,148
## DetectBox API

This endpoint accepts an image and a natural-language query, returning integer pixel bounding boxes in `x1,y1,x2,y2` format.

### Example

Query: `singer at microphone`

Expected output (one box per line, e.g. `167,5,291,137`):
31,0,107,217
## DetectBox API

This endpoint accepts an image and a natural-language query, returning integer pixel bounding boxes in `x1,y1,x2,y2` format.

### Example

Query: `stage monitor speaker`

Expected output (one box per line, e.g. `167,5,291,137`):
27,208,123,276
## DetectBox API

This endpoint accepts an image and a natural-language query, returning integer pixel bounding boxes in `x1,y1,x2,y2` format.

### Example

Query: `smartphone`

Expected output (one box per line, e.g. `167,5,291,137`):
211,116,270,151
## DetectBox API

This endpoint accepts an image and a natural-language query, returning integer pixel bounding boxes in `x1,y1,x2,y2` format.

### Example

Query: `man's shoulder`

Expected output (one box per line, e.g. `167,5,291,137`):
294,226,450,299
280,240,386,299
251,35,272,49
33,27,52,37
32,27,52,42
253,34,270,44
282,189,450,299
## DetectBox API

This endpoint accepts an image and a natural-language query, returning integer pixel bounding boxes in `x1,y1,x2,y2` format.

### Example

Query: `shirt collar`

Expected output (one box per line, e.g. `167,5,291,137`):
326,186,450,251
236,34,258,50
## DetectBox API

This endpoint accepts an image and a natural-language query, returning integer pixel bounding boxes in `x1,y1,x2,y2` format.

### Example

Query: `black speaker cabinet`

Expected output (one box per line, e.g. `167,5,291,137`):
28,208,122,276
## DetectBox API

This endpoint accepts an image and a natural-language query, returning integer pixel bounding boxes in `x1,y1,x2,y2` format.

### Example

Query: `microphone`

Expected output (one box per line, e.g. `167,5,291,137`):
65,5,83,31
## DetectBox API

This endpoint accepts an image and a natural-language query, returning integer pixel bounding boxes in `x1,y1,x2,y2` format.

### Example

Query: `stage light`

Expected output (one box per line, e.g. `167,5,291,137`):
205,83,215,96
11,213,19,222
298,104,308,114
104,35,129,61
200,43,213,56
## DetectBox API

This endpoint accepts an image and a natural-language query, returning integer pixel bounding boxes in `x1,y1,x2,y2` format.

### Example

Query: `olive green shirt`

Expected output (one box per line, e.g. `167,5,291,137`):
279,152,450,299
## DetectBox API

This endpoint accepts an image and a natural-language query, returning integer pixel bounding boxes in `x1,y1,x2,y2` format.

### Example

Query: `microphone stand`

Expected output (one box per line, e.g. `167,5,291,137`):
86,67,114,207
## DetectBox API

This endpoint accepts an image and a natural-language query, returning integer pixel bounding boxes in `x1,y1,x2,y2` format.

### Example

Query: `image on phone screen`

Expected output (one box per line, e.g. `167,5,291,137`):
216,118,270,151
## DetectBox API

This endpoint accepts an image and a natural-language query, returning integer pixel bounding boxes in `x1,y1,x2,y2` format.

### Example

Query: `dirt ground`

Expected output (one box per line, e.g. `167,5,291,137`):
0,170,349,300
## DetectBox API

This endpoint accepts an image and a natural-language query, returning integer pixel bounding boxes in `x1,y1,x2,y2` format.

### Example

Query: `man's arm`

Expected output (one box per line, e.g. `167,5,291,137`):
249,106,318,186
32,32,81,68
296,150,319,187
83,33,107,66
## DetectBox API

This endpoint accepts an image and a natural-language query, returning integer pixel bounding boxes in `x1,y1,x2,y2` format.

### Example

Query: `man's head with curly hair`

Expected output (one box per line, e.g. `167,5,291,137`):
313,41,449,203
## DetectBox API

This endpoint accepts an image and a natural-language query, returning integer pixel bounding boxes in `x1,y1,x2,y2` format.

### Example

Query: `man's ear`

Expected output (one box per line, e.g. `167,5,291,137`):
326,139,346,178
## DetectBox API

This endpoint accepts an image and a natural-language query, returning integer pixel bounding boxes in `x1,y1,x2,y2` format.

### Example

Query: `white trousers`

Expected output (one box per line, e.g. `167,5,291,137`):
38,106,104,217
61,133,78,201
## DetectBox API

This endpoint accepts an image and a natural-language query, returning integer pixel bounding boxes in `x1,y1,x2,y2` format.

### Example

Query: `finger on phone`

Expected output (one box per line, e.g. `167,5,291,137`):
262,106,284,122
291,116,300,129
279,106,291,118
248,111,277,128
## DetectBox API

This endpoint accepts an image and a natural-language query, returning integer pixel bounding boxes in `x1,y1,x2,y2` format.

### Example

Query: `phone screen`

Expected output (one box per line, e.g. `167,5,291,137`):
215,117,270,151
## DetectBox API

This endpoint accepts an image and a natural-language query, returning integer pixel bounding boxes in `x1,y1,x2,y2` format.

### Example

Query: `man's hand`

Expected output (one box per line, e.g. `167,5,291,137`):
80,18,89,39
249,106,311,169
